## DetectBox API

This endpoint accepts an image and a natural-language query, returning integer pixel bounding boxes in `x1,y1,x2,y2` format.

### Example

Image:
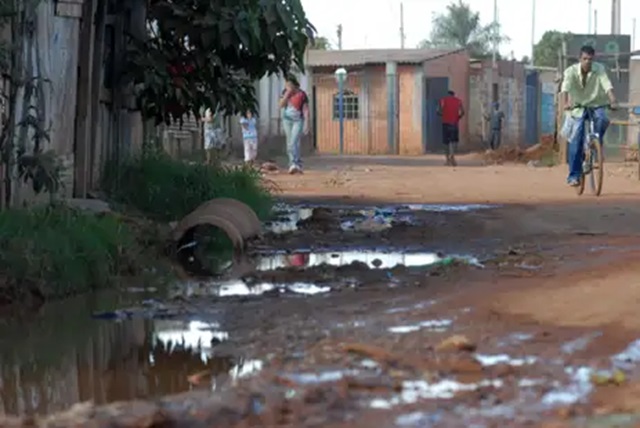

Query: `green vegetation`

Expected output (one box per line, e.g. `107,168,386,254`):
0,205,140,302
417,0,509,58
102,152,273,222
101,153,274,275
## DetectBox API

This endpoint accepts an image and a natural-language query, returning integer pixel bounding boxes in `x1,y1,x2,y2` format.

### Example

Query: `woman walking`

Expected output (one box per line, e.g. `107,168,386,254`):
279,75,309,174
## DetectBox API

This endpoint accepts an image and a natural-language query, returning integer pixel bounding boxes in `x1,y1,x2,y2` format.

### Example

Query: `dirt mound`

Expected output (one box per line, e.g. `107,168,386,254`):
480,137,555,165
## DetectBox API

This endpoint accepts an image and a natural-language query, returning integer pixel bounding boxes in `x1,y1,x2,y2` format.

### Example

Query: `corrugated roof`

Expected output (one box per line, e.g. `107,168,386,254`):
305,48,465,67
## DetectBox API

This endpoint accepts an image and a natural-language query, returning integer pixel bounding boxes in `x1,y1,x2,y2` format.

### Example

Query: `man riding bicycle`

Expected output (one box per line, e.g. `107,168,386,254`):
561,45,618,187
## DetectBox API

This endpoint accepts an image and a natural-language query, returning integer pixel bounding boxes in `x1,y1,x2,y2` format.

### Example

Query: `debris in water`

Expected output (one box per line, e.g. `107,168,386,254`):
612,339,640,370
590,369,626,386
265,204,314,233
541,366,593,406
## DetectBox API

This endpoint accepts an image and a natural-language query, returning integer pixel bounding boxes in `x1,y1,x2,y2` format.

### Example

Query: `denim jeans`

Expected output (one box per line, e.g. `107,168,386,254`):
567,107,609,182
282,118,303,168
489,129,502,150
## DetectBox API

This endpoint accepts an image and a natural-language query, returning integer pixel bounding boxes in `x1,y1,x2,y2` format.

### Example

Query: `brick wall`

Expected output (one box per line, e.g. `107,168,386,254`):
468,61,527,148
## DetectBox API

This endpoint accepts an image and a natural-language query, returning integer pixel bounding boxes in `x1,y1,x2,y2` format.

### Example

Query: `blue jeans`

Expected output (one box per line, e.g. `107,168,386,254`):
567,107,609,182
282,118,303,168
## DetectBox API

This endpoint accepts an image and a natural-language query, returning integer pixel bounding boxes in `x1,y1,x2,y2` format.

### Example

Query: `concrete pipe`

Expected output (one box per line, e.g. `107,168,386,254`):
172,213,245,251
192,198,262,238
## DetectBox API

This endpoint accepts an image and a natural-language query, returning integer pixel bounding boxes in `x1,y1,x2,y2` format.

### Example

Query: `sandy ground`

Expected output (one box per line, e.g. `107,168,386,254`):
5,154,640,427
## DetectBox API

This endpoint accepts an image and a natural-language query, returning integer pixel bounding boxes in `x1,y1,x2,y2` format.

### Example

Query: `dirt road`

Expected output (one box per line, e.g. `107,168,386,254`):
4,155,640,427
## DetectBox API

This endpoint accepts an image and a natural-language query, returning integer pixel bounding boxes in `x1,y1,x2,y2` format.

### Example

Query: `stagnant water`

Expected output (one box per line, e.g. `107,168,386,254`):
0,291,264,415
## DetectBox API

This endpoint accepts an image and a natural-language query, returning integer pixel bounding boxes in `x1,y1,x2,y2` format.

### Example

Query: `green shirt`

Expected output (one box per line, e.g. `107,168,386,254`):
561,62,613,117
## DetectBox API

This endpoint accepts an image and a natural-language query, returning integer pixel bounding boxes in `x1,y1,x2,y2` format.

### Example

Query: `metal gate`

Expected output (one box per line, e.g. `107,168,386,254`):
525,71,539,145
425,77,449,153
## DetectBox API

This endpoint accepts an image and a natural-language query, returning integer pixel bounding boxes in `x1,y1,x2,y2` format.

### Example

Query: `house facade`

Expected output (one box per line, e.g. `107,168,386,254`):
305,49,470,155
468,61,558,150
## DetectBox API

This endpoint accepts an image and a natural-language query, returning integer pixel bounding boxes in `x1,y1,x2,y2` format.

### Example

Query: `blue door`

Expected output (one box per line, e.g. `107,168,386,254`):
424,77,449,153
525,71,539,145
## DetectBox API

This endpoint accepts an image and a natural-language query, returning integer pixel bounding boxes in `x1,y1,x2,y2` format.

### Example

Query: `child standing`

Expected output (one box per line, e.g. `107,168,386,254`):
240,110,258,165
202,107,225,164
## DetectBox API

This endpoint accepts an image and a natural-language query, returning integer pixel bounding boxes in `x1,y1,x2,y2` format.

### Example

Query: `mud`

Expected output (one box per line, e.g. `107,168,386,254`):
4,156,640,427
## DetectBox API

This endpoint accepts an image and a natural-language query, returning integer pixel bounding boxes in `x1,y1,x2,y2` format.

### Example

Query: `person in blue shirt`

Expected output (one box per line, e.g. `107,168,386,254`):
484,102,505,150
239,110,258,165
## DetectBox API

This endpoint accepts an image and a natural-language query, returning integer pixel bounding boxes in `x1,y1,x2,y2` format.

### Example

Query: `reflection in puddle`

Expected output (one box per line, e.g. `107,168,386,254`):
153,320,229,362
475,354,537,367
385,300,436,314
0,295,261,415
370,378,503,408
612,339,640,370
388,319,453,334
541,366,593,405
283,370,358,385
255,251,480,271
498,332,534,347
561,332,602,354
403,204,496,212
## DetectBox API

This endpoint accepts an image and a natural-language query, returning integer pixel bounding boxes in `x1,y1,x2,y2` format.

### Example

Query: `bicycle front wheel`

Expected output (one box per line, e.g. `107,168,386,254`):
588,139,604,196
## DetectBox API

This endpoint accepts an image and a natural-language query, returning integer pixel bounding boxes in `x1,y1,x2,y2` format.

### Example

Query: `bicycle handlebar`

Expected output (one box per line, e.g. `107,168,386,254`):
570,104,614,110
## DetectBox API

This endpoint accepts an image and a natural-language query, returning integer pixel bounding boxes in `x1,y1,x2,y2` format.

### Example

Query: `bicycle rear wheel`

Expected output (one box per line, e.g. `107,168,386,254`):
588,138,604,196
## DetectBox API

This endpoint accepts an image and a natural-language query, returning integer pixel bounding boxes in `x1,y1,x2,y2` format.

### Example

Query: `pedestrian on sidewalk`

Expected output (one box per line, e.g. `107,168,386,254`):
438,90,464,166
485,102,505,150
240,110,258,165
279,75,310,174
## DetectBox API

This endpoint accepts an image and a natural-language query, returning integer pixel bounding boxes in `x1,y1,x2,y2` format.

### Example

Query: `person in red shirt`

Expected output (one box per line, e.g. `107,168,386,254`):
437,90,465,166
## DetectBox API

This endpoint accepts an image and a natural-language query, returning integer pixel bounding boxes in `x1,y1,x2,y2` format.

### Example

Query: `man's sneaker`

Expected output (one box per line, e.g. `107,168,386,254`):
450,156,458,167
568,178,580,187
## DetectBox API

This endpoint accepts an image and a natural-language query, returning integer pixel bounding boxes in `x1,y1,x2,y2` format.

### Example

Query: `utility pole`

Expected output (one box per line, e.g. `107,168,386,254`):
634,18,637,49
611,0,621,34
492,0,498,67
337,24,343,50
400,2,405,48
594,9,598,34
588,0,592,33
531,0,536,64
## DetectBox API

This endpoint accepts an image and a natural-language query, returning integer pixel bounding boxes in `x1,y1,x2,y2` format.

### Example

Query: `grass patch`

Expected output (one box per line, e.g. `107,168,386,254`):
0,205,141,303
101,152,274,222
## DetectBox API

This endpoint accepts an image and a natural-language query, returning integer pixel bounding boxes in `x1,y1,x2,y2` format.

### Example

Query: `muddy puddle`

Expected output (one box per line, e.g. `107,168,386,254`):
0,293,257,415
264,202,496,233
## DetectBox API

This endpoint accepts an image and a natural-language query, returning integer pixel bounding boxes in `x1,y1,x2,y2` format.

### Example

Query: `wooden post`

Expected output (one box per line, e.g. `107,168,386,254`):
88,0,106,189
558,40,568,164
73,0,97,197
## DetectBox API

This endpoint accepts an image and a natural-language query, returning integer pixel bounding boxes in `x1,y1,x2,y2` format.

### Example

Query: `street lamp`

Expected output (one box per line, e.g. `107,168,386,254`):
334,67,348,153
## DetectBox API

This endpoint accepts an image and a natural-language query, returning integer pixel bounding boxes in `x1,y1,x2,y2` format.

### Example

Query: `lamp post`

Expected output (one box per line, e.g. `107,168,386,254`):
334,68,348,153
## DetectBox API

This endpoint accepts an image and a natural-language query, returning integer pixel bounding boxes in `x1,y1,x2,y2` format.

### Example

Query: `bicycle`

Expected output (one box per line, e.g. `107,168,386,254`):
569,104,612,197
